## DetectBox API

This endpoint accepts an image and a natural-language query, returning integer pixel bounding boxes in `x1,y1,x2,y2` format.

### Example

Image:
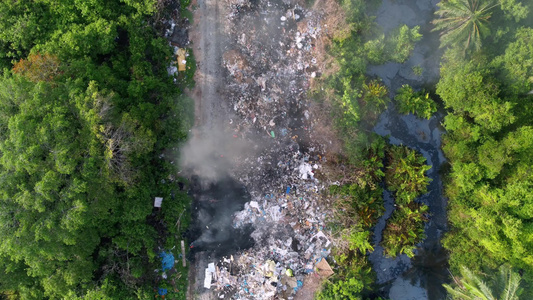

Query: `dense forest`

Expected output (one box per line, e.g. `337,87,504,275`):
436,0,533,298
0,0,191,299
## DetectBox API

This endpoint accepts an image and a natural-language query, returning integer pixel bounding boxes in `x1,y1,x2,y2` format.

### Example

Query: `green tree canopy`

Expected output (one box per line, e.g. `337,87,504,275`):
0,0,190,298
436,3,533,296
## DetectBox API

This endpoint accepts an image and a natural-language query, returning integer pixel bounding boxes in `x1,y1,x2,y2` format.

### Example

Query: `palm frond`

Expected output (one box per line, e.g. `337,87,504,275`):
431,0,497,52
498,265,522,300
444,265,523,300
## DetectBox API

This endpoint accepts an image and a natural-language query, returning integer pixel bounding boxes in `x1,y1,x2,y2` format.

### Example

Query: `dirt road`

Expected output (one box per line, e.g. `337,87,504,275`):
187,0,227,297
191,0,226,129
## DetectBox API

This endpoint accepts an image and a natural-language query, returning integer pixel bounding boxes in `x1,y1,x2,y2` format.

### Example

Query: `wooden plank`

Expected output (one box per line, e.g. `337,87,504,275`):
181,240,187,267
177,48,187,71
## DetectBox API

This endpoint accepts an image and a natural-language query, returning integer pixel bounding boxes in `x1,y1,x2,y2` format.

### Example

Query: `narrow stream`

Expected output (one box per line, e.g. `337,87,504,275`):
366,0,450,299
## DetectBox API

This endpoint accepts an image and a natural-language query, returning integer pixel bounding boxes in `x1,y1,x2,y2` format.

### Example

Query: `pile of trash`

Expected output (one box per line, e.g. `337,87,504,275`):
223,1,322,136
204,227,334,299
198,0,336,298
220,0,328,200
199,144,335,298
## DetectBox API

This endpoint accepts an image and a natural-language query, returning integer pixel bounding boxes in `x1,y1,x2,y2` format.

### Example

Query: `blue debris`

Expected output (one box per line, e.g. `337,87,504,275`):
158,288,168,296
294,280,304,292
160,251,175,271
280,128,288,136
286,186,291,194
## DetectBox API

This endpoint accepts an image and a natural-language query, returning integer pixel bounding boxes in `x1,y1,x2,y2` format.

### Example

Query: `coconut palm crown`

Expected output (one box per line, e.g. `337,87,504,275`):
432,0,499,52
443,264,523,300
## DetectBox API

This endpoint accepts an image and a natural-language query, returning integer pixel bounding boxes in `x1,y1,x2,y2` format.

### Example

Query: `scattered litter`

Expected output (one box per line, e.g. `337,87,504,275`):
208,262,216,273
315,258,334,278
298,162,314,180
176,48,187,71
158,288,168,296
160,251,175,271
154,197,163,208
204,268,213,289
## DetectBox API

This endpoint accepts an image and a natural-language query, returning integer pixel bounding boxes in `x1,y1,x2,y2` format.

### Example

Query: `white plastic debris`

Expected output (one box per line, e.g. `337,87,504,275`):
154,197,163,208
249,201,260,210
204,268,213,289
313,231,331,248
269,205,281,221
298,162,313,179
208,262,216,273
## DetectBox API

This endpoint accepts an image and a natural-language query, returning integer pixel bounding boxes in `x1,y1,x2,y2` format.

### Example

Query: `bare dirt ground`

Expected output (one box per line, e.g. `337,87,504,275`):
190,0,228,128
184,0,346,298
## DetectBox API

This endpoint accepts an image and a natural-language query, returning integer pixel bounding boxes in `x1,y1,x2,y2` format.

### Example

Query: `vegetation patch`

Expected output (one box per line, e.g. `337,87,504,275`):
381,202,428,258
444,264,523,299
381,145,431,258
364,24,422,64
394,84,437,119
384,145,432,204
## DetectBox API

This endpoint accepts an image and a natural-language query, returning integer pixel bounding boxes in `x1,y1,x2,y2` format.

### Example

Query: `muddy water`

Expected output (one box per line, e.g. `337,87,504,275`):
366,0,450,299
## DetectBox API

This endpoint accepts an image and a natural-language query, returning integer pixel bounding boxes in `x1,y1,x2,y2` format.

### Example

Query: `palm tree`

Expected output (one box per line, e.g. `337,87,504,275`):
443,264,523,300
432,0,499,52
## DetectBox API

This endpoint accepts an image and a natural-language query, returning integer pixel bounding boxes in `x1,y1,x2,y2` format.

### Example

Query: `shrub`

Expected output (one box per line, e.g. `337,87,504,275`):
395,84,437,119
361,79,389,116
386,25,422,63
385,145,432,205
381,203,428,258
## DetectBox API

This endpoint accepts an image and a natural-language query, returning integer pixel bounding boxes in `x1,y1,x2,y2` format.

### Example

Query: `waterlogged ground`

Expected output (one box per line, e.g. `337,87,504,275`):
368,0,450,299
372,108,449,300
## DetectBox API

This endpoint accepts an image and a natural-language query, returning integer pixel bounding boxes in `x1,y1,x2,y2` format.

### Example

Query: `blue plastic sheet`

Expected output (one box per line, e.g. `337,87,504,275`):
158,288,168,295
160,251,175,271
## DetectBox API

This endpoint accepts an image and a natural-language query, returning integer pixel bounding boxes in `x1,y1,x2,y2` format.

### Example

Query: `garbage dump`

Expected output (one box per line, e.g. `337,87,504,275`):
188,0,339,297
